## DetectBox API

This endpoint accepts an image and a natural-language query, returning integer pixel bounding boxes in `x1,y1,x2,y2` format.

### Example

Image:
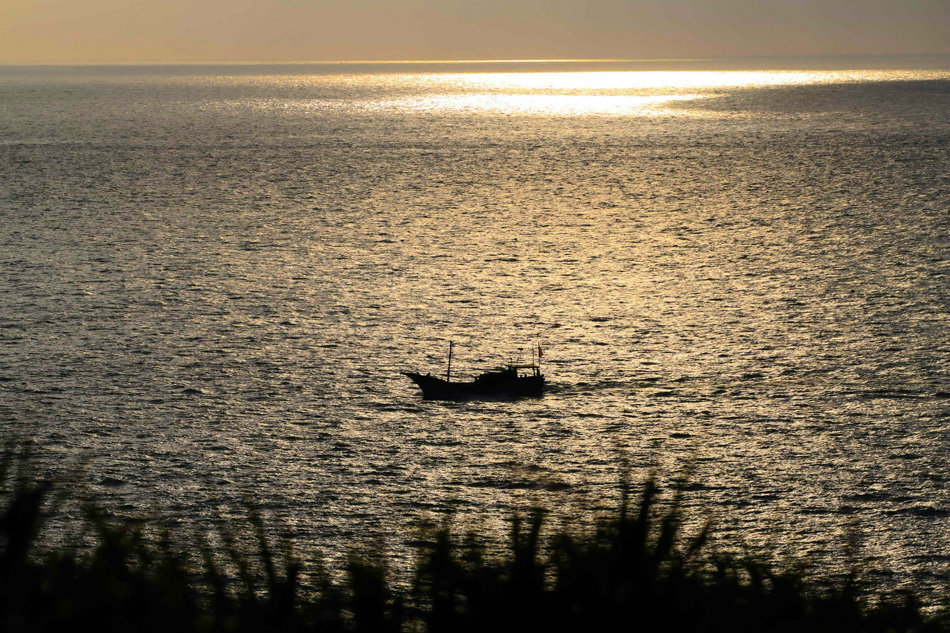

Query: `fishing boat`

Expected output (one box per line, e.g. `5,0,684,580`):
404,341,545,399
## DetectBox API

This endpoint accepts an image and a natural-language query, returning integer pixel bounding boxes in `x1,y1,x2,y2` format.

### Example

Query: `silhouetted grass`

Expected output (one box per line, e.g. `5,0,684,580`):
1,447,947,632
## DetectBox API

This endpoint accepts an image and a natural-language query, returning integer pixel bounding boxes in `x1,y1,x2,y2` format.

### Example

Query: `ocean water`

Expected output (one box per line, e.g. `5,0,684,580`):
1,58,949,596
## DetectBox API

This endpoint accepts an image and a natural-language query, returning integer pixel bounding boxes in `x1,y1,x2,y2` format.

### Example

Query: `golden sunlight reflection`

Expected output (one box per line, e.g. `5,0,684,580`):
371,93,702,116
352,70,818,115
220,68,950,118
413,68,948,92
431,70,834,92
350,69,942,116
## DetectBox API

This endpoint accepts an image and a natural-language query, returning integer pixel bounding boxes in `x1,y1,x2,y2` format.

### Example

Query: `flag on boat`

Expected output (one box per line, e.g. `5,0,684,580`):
538,343,543,358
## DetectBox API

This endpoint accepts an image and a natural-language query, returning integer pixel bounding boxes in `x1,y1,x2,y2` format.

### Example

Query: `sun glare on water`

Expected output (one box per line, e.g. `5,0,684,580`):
330,68,946,117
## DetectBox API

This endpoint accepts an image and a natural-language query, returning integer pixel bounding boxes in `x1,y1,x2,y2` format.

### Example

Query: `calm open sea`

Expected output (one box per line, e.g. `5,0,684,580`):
1,57,949,596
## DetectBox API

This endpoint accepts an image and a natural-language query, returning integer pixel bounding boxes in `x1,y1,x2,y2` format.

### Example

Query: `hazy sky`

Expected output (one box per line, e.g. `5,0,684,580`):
1,0,948,63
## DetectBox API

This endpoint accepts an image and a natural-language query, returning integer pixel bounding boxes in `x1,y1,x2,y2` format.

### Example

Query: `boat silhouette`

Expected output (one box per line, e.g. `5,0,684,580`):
404,341,544,399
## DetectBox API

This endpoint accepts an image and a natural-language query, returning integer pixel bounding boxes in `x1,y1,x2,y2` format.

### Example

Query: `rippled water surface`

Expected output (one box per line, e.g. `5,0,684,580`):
1,59,949,595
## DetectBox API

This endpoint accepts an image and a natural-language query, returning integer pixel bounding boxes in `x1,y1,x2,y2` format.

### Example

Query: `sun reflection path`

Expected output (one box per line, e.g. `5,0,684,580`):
331,69,948,117
371,70,818,116
434,70,832,92
221,67,950,118
371,92,701,116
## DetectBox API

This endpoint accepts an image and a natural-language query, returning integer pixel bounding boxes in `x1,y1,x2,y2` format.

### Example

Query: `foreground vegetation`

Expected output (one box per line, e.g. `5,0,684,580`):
1,453,946,632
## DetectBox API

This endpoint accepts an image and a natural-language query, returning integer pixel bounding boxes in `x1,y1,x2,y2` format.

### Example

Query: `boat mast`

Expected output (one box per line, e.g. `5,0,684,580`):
446,340,453,382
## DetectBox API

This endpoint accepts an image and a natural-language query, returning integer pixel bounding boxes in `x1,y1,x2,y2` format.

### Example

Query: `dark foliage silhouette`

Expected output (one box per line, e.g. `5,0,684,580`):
0,448,945,632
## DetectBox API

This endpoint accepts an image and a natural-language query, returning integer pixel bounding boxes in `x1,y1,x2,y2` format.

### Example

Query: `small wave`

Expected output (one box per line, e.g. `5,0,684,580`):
419,438,462,447
573,412,605,419
857,388,924,400
887,452,923,460
887,505,950,518
843,491,892,503
468,477,570,492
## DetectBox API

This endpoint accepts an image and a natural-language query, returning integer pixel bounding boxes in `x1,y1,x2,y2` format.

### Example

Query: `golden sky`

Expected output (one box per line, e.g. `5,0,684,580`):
1,0,948,63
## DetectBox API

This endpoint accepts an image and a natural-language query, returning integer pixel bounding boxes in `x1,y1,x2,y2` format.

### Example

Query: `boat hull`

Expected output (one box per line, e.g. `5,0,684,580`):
403,372,544,399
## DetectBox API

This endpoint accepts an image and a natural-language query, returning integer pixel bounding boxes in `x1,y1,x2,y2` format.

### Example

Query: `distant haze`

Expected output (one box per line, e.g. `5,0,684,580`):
1,0,948,63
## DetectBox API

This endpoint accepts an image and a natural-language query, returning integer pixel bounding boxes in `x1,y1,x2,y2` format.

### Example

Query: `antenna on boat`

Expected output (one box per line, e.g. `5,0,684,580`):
446,340,453,382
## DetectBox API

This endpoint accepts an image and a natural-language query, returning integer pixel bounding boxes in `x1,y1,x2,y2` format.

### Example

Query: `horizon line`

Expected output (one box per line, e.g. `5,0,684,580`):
2,53,949,67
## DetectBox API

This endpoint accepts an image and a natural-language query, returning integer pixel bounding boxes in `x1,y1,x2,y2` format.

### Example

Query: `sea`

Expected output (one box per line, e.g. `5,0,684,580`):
1,56,949,598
